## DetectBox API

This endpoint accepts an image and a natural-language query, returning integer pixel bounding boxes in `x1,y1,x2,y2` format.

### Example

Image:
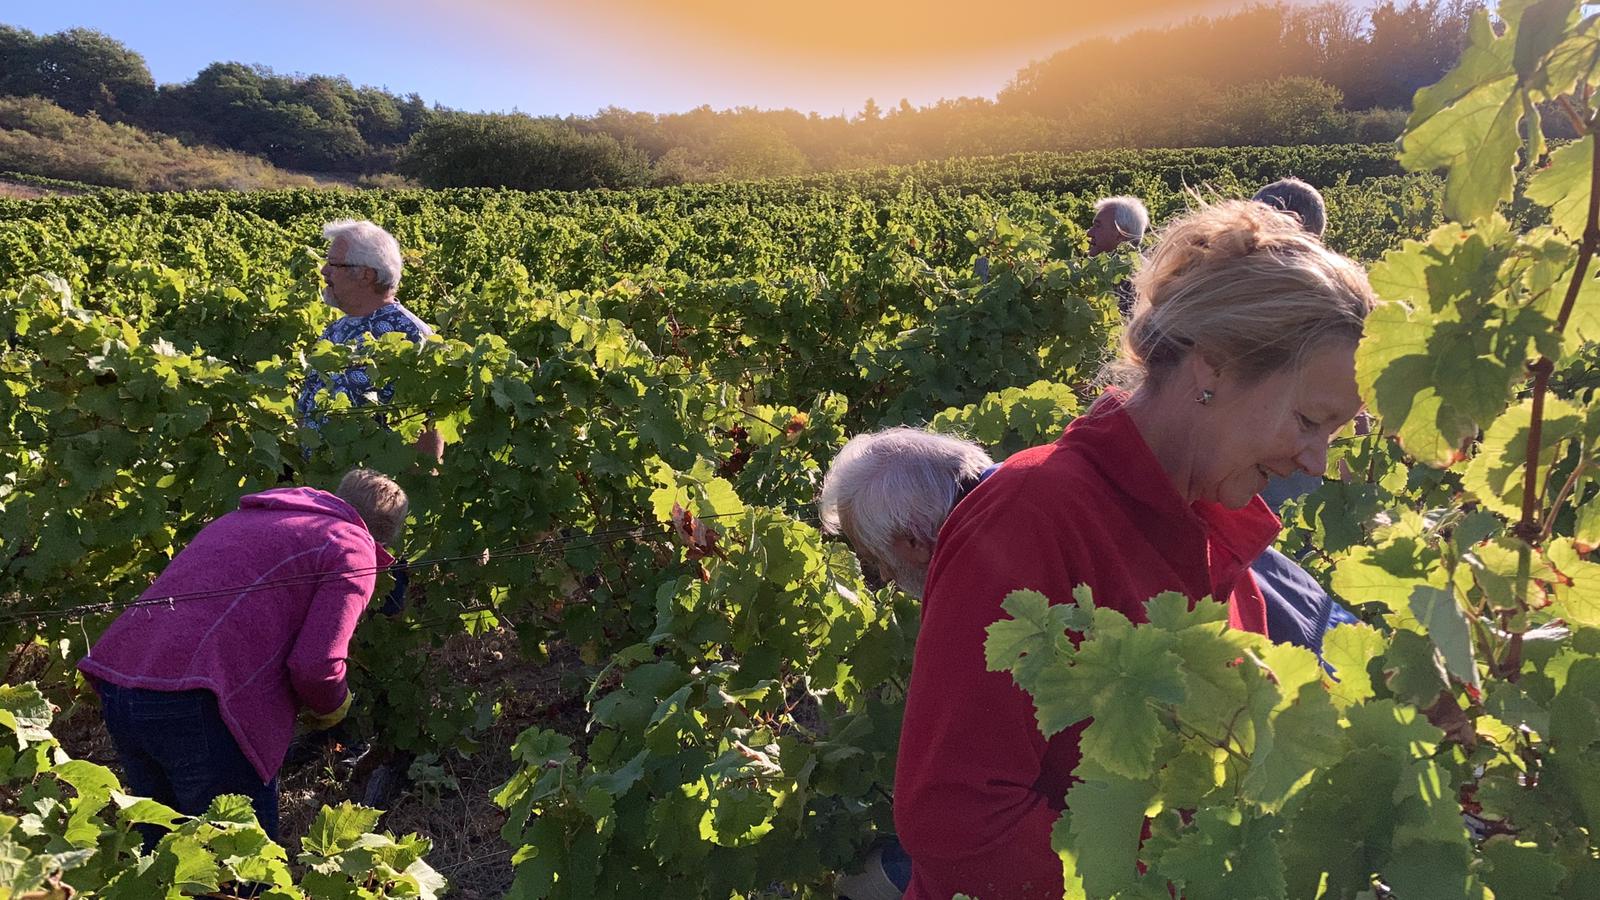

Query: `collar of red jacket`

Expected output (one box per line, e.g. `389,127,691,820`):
1062,392,1281,593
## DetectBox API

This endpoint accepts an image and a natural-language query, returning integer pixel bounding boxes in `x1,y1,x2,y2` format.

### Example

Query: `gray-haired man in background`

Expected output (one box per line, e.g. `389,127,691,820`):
296,219,443,462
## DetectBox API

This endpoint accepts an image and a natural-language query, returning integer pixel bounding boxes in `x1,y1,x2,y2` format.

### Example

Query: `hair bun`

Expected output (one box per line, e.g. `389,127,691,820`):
1107,199,1374,390
1138,201,1293,308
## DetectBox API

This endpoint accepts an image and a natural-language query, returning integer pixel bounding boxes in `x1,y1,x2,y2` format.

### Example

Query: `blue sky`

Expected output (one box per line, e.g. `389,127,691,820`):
7,0,1301,116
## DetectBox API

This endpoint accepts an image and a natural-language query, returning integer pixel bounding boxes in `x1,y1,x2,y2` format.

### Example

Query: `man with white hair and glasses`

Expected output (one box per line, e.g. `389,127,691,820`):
296,219,444,462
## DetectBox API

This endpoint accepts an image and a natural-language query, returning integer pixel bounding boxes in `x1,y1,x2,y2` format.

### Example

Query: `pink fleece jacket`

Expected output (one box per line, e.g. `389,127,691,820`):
79,487,392,783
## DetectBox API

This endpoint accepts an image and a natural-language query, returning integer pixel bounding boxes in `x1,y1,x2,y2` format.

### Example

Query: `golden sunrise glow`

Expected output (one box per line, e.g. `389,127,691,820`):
438,0,1245,108
366,0,1313,113
585,0,1233,62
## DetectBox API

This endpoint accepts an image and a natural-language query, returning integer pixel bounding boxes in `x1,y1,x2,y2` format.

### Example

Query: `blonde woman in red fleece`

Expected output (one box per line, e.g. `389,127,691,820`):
893,201,1376,899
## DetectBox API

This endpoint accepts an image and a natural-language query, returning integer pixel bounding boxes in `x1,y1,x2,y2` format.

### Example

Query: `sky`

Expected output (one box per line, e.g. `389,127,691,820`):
7,0,1326,117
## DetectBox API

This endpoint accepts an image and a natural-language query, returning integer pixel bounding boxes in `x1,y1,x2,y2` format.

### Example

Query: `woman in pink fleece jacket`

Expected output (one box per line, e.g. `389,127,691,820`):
79,469,407,843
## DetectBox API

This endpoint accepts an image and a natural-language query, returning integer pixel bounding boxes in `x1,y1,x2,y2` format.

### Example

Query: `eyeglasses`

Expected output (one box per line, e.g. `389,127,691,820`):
324,262,366,270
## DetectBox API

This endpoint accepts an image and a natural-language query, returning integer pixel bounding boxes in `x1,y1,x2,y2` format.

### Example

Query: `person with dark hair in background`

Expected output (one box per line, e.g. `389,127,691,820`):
1253,176,1327,238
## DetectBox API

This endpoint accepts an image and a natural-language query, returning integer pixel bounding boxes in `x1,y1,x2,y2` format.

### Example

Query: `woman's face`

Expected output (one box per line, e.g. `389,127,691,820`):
1196,341,1363,510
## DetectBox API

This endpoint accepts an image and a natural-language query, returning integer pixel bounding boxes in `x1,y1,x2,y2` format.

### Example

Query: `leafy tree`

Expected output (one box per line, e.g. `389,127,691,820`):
400,111,652,190
0,26,154,119
155,62,384,171
998,1,1479,117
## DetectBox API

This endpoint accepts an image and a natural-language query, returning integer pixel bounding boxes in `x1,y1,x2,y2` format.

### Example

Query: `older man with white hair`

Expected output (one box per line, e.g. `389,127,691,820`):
296,219,443,461
1086,196,1149,314
1087,195,1149,257
819,428,995,599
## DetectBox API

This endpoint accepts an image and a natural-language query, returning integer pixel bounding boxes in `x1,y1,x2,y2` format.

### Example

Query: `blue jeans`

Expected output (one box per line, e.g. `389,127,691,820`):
96,682,279,848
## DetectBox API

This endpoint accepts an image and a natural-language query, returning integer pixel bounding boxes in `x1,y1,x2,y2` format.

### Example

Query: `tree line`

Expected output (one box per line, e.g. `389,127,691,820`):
1,1,1480,190
0,26,431,173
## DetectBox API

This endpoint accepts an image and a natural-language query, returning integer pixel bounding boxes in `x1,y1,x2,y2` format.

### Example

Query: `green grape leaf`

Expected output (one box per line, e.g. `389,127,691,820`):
1548,539,1600,627
204,793,260,824
1487,680,1553,738
707,786,774,846
1382,630,1452,708
1367,219,1512,315
164,833,223,893
1356,302,1478,468
1331,543,1443,614
1345,699,1444,756
1075,689,1171,781
1028,618,1186,779
984,588,1088,688
405,859,450,900
1157,808,1285,900
1280,748,1406,899
1144,591,1222,631
0,684,54,748
1526,135,1593,241
1549,656,1600,748
1522,90,1548,165
1383,842,1479,900
1513,0,1585,81
1481,837,1565,900
1257,642,1326,707
1408,10,1514,125
1050,810,1090,900
1538,18,1600,99
1462,537,1548,611
1409,585,1481,690
1169,625,1258,737
1060,769,1157,898
1463,397,1583,518
53,760,120,800
1575,495,1600,553
1393,759,1470,847
1322,623,1386,708
1155,743,1226,810
302,802,384,857
1386,759,1484,899
1399,74,1521,222
1242,682,1347,812
113,794,184,829
1567,263,1600,355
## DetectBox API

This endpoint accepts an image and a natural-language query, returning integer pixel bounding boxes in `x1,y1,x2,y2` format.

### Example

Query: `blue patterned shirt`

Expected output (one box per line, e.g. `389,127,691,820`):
297,302,433,427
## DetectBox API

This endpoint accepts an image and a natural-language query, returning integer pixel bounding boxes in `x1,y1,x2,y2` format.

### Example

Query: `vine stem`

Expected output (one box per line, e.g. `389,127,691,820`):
1515,113,1600,543
1559,94,1589,136
1540,456,1590,542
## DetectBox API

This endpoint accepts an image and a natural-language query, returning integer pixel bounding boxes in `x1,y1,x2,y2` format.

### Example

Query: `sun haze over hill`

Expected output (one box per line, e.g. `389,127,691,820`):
408,0,1261,112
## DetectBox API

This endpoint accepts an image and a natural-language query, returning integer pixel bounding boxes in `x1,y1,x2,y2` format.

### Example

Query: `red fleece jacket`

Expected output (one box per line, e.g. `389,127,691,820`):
893,395,1276,899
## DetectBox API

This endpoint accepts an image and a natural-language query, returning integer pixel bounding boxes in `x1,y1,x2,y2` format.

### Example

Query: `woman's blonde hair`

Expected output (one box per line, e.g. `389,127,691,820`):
335,468,409,546
1110,199,1375,388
